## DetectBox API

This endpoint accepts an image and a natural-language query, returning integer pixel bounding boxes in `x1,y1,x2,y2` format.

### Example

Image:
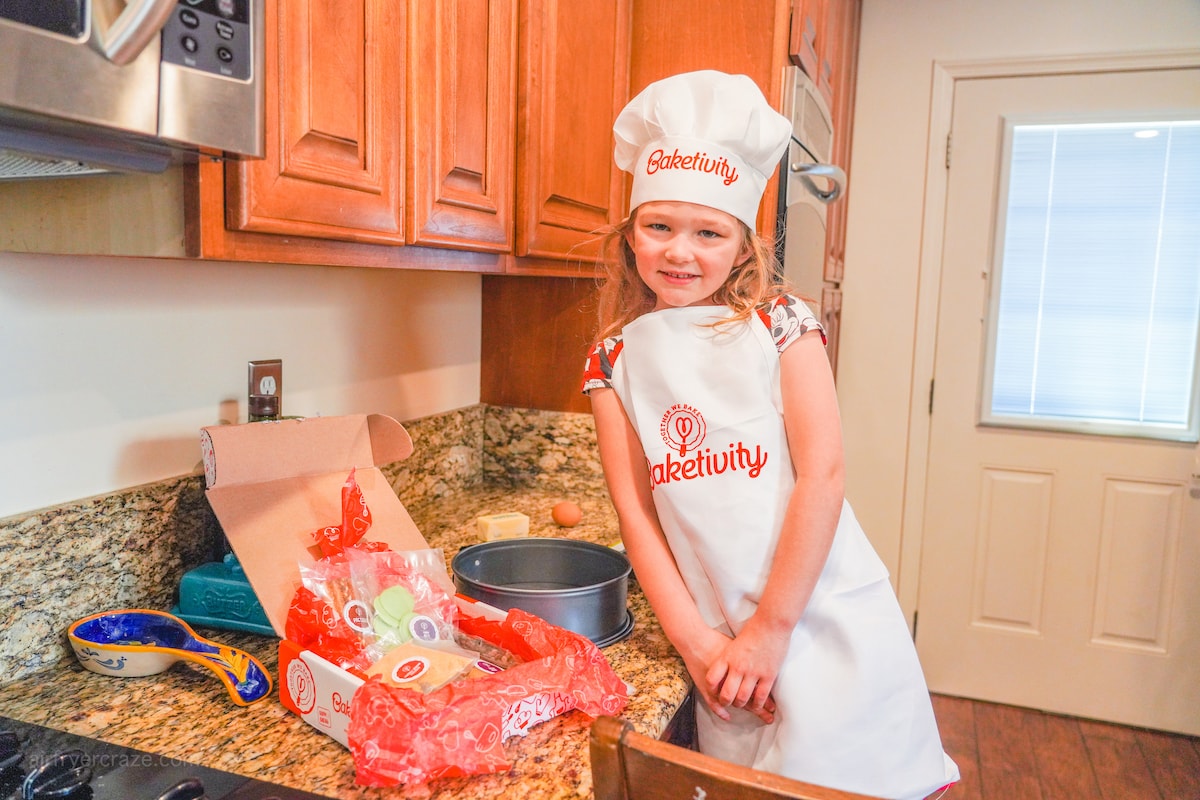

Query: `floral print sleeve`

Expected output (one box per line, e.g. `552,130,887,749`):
756,294,826,353
582,335,624,393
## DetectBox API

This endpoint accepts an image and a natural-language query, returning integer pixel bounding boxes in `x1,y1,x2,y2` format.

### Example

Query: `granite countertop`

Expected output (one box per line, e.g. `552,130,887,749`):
0,484,691,799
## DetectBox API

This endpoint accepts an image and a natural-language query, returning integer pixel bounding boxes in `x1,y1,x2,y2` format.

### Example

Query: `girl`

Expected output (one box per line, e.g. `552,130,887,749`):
582,71,958,799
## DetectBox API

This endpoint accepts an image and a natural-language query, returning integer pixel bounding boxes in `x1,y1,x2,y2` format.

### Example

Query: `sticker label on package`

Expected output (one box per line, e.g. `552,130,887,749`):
391,656,430,683
409,614,439,642
343,599,372,633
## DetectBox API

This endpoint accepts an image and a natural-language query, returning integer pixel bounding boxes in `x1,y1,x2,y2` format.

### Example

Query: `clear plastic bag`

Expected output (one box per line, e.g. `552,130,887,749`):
346,548,460,661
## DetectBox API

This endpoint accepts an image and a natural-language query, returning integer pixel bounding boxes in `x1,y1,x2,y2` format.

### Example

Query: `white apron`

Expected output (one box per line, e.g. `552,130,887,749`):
611,306,957,800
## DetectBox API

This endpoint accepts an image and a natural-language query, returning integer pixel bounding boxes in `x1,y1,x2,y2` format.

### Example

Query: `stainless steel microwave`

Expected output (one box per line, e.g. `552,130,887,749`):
0,0,264,180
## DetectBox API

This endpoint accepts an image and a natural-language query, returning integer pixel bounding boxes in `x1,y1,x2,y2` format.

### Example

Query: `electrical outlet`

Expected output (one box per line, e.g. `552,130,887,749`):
246,357,280,402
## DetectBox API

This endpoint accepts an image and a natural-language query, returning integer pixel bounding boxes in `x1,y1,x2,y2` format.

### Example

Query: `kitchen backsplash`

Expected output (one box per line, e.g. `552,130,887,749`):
0,404,602,682
479,405,604,490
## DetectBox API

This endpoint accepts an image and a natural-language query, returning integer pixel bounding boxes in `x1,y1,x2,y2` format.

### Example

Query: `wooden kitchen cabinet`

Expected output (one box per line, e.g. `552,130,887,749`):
512,0,631,268
224,0,405,244
0,0,629,271
408,0,517,253
406,0,633,266
190,0,629,272
788,0,852,112
481,274,598,413
789,0,824,90
820,284,843,377
193,0,511,265
821,0,860,290
188,0,503,268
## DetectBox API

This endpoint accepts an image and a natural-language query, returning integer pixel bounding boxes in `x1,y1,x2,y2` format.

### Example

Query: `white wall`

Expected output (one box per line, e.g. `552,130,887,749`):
0,253,481,518
838,0,1200,603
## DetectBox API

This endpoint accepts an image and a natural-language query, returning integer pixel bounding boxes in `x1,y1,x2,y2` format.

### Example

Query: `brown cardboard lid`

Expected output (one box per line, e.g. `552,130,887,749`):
201,415,428,637
201,414,413,490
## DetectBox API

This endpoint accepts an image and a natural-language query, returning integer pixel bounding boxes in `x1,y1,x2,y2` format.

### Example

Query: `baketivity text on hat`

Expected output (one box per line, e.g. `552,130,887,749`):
645,148,739,186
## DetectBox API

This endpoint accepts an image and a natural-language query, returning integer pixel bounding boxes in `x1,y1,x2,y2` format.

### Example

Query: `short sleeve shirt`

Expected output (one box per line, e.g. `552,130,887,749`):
582,294,825,393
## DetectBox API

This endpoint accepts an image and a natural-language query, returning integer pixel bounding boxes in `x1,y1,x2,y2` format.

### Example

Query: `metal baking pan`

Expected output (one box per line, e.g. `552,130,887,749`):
452,538,633,647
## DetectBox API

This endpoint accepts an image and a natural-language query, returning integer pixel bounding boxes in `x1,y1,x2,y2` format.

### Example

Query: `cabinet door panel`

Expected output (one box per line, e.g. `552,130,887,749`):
516,0,630,261
226,0,405,244
788,0,824,81
818,0,844,107
819,284,842,379
823,0,859,284
480,275,596,412
408,0,516,251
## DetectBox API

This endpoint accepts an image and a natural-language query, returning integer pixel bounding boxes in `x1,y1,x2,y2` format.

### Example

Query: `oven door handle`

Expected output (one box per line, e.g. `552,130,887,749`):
789,162,846,204
95,0,178,66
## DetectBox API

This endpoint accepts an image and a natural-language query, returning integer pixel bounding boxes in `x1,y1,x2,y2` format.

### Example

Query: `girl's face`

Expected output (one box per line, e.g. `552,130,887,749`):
627,201,750,311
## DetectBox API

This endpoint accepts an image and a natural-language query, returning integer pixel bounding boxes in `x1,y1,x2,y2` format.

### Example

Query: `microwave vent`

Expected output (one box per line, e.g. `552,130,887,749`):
0,150,110,181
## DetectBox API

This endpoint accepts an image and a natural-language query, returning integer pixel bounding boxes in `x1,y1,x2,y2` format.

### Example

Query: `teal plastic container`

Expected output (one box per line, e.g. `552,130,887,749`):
171,552,275,635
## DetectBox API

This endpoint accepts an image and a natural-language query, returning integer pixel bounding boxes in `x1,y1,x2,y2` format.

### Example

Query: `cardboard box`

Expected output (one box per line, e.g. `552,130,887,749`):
201,414,427,636
200,414,625,784
276,595,576,747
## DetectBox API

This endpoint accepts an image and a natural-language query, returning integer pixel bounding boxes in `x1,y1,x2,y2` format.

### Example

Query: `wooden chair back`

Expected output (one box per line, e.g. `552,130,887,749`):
589,716,883,800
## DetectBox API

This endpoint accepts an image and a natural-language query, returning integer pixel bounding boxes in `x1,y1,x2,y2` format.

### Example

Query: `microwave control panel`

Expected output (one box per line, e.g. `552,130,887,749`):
161,0,252,82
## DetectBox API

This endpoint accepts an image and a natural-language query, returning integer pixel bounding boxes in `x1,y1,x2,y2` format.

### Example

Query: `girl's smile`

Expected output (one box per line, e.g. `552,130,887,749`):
629,201,749,310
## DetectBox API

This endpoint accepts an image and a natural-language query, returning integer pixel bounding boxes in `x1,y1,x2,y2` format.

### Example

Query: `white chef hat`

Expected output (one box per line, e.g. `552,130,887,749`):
613,70,792,230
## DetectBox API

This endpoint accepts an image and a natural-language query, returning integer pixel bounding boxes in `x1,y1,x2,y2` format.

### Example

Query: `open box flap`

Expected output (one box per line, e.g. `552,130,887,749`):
207,468,430,637
201,414,413,490
200,415,424,637
367,413,415,466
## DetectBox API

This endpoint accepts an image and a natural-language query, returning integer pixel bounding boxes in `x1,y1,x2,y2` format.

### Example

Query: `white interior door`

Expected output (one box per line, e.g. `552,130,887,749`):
915,67,1200,736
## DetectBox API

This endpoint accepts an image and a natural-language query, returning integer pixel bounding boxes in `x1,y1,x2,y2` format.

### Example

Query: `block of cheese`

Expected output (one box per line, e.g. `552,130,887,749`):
367,640,478,693
476,512,530,541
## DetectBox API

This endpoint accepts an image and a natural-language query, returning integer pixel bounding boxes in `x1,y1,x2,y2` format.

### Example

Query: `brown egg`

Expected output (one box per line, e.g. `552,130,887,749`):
551,500,583,527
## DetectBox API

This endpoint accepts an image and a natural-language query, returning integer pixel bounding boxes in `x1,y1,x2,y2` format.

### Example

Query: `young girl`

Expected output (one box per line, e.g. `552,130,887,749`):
583,71,959,799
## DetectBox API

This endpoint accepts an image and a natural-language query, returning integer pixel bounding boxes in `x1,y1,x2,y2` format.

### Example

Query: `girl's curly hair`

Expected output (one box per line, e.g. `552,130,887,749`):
594,208,795,341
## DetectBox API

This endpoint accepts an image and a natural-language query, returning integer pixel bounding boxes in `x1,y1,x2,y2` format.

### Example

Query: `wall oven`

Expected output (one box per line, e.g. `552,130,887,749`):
775,66,845,304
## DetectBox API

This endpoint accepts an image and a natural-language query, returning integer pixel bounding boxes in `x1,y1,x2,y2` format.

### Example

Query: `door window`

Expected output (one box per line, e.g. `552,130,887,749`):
982,119,1200,441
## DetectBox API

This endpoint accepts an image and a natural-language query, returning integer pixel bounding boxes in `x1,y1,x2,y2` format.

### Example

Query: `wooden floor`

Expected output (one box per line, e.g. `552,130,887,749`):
931,694,1200,800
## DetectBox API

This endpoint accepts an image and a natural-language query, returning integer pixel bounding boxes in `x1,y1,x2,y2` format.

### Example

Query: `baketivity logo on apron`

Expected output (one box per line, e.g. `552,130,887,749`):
650,403,768,489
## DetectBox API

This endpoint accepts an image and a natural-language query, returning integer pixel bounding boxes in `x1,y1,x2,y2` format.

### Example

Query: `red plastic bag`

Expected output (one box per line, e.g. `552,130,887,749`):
310,468,388,559
284,468,388,671
346,608,628,786
284,585,373,672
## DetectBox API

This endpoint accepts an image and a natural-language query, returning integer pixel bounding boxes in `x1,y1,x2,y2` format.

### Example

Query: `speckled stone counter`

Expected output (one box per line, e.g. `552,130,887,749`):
0,468,691,798
0,405,608,682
